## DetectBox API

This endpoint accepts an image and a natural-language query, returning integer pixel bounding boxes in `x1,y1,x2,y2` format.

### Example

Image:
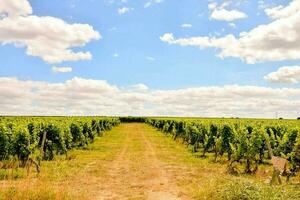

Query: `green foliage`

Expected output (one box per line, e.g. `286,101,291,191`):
13,127,31,165
288,131,300,172
0,117,120,168
146,117,300,175
0,125,10,160
220,125,235,160
70,123,84,147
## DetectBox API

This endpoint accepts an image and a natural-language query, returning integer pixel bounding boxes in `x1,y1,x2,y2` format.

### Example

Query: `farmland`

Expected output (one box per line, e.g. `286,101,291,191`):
0,117,300,199
2,0,300,199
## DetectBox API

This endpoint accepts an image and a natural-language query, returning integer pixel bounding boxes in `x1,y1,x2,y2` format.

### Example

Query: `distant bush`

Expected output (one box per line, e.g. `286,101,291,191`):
119,117,146,123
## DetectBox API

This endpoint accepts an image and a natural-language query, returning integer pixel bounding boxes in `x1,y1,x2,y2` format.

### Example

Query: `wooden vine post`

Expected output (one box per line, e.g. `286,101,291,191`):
38,130,47,170
265,137,287,185
26,130,47,175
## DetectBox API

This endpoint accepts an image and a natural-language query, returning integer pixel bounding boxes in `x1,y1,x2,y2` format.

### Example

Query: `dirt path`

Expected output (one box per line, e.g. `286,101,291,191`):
96,123,189,200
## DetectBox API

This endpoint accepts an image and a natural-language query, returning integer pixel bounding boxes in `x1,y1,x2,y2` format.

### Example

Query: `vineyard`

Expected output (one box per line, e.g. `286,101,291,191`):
146,118,300,177
0,116,120,175
0,117,300,199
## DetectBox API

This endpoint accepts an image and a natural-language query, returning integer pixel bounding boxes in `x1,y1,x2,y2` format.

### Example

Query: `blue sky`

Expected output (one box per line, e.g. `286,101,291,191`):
0,0,299,117
0,0,295,88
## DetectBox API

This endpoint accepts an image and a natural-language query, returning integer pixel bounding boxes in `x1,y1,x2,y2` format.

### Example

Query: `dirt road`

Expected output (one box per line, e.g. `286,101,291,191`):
96,123,190,200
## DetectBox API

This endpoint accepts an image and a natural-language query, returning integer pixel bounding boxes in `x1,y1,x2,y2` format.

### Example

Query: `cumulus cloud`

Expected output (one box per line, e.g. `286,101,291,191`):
264,65,300,84
52,66,73,73
0,0,32,17
265,0,300,19
210,8,247,21
0,0,100,64
144,0,164,8
161,0,300,64
0,76,299,118
208,1,247,21
118,7,134,15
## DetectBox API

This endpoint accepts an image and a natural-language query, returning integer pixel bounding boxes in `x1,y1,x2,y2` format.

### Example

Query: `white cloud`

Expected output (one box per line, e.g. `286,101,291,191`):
0,76,300,118
0,0,32,17
208,1,247,21
160,33,235,49
0,0,100,64
160,33,174,42
130,84,149,91
118,7,134,15
208,2,218,10
211,8,247,21
161,0,300,64
228,22,236,28
258,0,268,10
265,0,300,19
264,65,300,84
146,56,155,61
181,24,192,28
105,0,127,5
52,66,73,73
144,0,164,8
113,53,119,57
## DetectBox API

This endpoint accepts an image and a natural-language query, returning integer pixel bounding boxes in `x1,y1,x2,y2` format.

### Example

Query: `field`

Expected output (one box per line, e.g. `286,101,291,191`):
2,0,300,199
0,117,300,200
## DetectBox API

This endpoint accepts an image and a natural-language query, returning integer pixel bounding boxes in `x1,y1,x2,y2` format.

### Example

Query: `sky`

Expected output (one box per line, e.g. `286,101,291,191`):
0,0,300,118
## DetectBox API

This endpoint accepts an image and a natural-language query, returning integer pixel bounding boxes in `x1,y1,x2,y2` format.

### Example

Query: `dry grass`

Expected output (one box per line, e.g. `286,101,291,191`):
0,184,74,200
